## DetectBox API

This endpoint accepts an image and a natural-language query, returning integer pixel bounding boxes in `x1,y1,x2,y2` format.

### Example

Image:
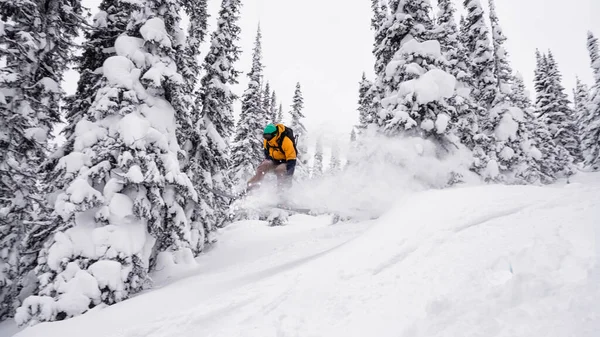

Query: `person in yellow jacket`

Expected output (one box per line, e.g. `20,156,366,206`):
247,123,297,191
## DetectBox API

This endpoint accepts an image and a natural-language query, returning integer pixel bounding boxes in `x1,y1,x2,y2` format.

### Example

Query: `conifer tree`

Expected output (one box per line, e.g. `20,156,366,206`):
583,32,600,169
231,26,266,185
488,0,513,104
262,82,271,121
277,103,284,123
16,0,204,324
540,52,580,161
357,73,376,131
0,0,82,320
178,0,209,166
369,0,389,126
289,83,308,177
188,0,241,228
62,0,135,147
373,0,413,82
289,82,307,136
312,137,324,178
371,0,387,33
534,50,551,111
503,72,551,184
456,15,476,88
511,73,533,110
461,0,497,109
436,0,465,78
587,32,600,83
531,50,574,180
329,142,342,174
479,0,536,182
269,91,278,123
378,1,457,146
433,4,486,179
573,78,590,160
510,72,549,182
181,0,209,90
436,0,484,174
523,114,571,184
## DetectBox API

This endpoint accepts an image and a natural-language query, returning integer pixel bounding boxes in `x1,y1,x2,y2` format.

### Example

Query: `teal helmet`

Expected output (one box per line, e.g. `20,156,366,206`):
263,123,277,134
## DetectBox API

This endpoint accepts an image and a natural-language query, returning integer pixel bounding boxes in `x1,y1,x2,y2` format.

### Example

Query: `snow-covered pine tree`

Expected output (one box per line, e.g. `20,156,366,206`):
511,73,532,111
481,0,535,183
540,51,580,162
525,116,571,184
435,0,460,71
534,50,552,112
510,73,546,184
41,0,136,257
178,0,209,167
370,0,387,33
435,0,485,175
372,0,393,79
262,82,271,122
573,78,591,158
61,0,135,148
231,26,266,186
368,0,389,127
188,0,241,229
329,141,342,174
357,72,376,131
277,103,284,124
588,31,600,83
378,1,458,148
16,0,203,325
461,0,497,109
155,0,199,165
531,50,573,181
289,82,307,136
454,15,477,91
582,32,600,169
269,91,278,123
458,5,497,180
488,0,513,104
289,82,308,177
0,0,81,320
181,0,208,90
312,137,324,178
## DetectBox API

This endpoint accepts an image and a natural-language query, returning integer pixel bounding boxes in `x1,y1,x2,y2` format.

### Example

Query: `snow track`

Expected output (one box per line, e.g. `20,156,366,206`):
5,173,599,337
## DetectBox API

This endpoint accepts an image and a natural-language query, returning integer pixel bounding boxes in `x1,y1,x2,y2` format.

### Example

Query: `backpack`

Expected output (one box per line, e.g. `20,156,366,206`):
267,126,299,157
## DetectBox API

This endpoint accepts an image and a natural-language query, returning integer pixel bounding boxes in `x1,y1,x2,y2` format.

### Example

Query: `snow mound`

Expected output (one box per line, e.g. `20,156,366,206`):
114,36,146,67
102,56,140,90
399,39,442,59
399,69,456,104
140,18,172,48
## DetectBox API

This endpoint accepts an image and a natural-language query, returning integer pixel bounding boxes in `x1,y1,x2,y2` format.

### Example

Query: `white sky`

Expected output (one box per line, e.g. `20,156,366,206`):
66,0,600,150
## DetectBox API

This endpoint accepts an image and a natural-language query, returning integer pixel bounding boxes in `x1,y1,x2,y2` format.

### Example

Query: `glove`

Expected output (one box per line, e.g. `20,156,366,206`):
286,159,296,176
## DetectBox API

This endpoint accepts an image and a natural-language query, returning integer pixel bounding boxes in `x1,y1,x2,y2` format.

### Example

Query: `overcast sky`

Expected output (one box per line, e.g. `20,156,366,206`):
67,0,600,149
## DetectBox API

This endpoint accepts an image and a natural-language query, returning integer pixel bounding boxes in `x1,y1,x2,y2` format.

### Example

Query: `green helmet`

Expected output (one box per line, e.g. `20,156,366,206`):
263,123,277,134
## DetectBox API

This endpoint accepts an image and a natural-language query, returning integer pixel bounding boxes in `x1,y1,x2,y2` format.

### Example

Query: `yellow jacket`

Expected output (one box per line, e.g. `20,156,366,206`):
263,124,297,161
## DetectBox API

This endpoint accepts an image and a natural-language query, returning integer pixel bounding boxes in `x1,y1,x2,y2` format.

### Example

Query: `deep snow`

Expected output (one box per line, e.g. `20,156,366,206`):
3,173,599,337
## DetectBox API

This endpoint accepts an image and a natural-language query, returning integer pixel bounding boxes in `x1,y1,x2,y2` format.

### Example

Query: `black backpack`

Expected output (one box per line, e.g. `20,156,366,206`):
267,126,299,157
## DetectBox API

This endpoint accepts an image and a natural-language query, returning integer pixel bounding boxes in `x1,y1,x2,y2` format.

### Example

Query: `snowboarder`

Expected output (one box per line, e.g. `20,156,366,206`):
247,123,297,191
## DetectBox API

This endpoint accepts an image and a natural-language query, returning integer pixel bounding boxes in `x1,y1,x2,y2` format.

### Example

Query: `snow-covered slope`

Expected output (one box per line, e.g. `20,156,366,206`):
4,173,599,337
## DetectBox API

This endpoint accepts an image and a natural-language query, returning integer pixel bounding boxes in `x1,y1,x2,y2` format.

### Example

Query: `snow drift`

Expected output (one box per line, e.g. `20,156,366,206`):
4,172,598,337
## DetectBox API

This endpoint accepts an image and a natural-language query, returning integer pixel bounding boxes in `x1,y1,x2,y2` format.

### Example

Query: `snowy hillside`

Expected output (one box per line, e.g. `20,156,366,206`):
3,172,598,337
